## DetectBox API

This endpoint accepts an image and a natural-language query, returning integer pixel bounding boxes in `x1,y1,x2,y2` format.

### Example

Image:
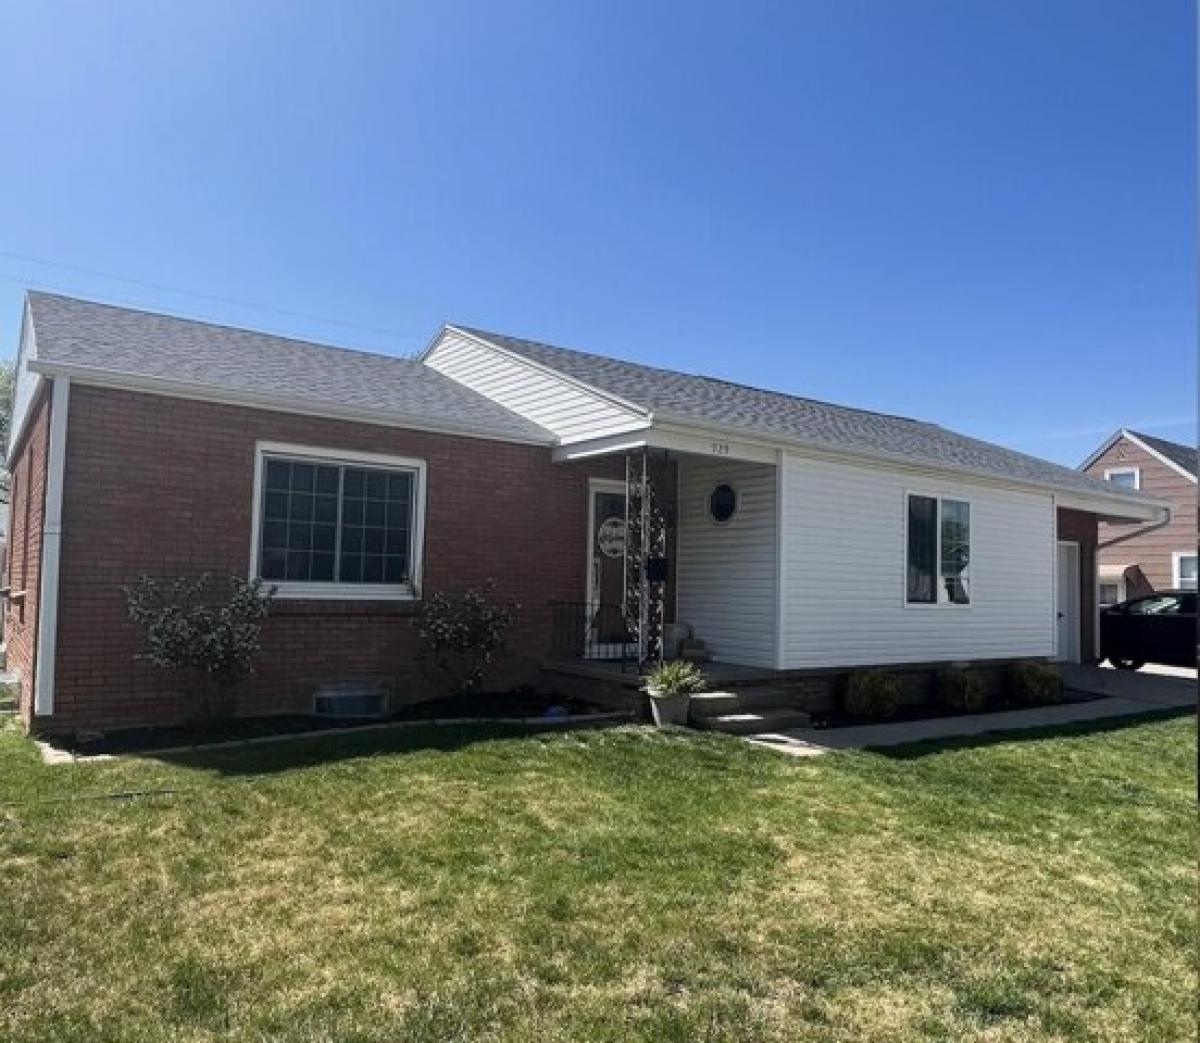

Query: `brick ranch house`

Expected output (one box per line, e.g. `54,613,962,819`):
1079,429,1197,605
6,292,1168,737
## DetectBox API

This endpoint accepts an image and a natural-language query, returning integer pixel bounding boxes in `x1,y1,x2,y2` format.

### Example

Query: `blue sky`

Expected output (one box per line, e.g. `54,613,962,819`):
0,1,1193,465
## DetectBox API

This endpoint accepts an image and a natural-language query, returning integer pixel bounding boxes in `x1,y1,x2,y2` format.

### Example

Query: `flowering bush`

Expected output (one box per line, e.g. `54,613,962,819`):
416,580,520,697
123,573,275,720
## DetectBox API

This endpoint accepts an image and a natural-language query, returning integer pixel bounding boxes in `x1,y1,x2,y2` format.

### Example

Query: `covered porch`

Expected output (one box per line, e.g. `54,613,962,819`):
547,430,783,675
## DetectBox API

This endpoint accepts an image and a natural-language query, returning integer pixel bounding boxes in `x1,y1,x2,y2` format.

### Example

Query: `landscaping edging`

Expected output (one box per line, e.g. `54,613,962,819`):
35,711,634,763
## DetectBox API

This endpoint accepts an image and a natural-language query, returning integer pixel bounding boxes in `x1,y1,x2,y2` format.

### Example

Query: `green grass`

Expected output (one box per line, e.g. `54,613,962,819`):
0,713,1194,1041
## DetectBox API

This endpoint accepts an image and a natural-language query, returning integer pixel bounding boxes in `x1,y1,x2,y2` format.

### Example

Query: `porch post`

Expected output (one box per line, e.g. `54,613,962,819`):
639,449,650,664
623,448,667,670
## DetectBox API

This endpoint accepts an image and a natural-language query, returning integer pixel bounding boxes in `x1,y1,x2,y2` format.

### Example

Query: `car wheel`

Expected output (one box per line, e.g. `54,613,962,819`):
1110,658,1144,671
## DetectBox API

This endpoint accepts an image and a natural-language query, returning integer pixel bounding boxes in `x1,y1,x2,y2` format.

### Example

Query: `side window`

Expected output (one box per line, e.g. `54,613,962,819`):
906,494,971,605
1098,581,1122,609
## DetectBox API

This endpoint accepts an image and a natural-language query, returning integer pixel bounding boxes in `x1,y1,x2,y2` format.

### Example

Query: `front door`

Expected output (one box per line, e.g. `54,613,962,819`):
587,481,631,657
1056,541,1081,662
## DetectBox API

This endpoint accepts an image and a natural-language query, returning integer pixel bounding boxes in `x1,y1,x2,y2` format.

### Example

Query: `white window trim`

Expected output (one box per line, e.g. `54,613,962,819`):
249,441,427,601
1103,466,1141,491
902,490,973,610
1172,549,1198,590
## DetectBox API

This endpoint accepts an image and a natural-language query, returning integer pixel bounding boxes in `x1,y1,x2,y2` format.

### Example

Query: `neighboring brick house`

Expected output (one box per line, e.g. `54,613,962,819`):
1080,429,1198,606
6,291,1168,737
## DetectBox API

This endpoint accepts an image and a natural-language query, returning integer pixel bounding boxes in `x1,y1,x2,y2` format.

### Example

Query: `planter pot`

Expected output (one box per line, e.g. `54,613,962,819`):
647,689,691,727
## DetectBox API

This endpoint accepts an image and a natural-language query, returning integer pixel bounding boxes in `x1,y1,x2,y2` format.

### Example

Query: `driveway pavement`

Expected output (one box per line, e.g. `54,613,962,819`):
751,664,1195,757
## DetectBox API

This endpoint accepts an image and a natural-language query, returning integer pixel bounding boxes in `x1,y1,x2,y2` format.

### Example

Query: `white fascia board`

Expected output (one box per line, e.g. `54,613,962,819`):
647,423,780,464
1054,491,1169,523
551,423,779,464
651,415,1172,518
552,432,650,462
25,360,557,448
437,325,653,421
33,377,69,717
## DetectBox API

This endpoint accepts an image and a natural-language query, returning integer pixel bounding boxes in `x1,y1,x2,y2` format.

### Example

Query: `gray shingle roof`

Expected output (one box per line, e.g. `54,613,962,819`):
456,325,1151,500
26,293,553,444
1128,430,1198,478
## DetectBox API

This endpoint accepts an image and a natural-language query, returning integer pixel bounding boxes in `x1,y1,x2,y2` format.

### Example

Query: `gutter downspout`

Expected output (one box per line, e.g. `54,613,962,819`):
1097,506,1173,552
33,377,69,719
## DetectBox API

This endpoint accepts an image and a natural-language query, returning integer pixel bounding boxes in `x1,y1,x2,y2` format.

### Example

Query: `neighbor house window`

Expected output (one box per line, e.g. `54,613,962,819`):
906,494,970,605
1174,551,1198,591
1104,467,1140,491
1098,578,1124,609
253,444,425,599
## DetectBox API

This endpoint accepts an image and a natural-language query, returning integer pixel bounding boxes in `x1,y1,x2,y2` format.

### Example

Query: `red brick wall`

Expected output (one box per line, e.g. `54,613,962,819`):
46,384,660,732
5,382,52,727
1083,436,1197,595
1056,507,1098,663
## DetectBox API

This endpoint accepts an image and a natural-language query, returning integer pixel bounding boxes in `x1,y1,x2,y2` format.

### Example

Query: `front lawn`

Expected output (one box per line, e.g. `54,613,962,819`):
0,714,1193,1041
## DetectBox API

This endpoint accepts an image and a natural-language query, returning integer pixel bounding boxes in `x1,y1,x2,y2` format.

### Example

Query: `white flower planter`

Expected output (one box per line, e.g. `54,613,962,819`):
647,689,691,727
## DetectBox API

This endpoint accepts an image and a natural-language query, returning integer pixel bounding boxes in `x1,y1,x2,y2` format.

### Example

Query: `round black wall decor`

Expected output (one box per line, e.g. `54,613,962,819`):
709,483,737,523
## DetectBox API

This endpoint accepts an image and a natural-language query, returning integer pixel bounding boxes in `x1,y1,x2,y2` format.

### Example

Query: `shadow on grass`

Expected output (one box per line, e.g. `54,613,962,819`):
865,705,1194,760
138,719,625,777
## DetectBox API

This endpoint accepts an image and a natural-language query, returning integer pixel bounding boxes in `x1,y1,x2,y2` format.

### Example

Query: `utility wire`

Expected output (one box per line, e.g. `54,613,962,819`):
0,248,427,345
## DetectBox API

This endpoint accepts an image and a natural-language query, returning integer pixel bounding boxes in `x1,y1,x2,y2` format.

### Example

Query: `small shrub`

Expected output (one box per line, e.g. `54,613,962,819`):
416,580,520,697
123,573,275,721
842,670,902,719
1009,662,1065,706
936,667,988,714
643,660,707,698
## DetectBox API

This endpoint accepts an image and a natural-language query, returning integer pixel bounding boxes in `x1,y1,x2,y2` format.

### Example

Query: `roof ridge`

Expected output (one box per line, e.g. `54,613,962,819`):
456,324,927,427
28,290,419,368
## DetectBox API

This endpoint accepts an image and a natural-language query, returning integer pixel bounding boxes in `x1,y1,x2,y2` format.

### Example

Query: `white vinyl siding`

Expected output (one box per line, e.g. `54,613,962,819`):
676,457,778,668
779,452,1055,667
425,330,648,443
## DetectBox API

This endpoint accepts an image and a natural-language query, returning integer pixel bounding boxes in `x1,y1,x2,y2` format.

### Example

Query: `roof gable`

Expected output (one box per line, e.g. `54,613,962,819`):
1080,428,1197,484
424,326,649,443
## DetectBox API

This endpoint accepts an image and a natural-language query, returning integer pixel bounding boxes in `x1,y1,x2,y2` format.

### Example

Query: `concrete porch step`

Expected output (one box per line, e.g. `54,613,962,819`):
695,709,812,735
689,689,799,719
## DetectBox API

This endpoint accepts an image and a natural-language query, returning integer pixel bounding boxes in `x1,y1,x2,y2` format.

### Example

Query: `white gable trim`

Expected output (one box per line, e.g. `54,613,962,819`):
1080,428,1197,484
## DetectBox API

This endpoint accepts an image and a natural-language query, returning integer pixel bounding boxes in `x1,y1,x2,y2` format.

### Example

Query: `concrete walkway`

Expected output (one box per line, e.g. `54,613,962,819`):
751,665,1195,758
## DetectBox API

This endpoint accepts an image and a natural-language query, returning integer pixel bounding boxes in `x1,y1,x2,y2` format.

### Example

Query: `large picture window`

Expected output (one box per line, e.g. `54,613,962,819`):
906,494,971,605
252,444,425,599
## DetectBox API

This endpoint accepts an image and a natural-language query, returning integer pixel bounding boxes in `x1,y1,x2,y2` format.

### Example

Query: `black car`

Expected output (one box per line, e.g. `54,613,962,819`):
1100,590,1197,670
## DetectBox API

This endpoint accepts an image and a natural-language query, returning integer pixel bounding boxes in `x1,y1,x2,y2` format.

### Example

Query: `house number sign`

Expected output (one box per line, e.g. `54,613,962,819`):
710,440,730,456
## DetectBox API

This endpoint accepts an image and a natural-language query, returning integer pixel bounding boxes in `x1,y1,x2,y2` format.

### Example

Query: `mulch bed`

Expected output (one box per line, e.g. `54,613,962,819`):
808,687,1104,730
58,692,616,755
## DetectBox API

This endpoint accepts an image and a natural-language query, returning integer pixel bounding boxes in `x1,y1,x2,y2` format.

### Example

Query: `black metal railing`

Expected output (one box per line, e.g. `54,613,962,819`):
549,601,637,664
